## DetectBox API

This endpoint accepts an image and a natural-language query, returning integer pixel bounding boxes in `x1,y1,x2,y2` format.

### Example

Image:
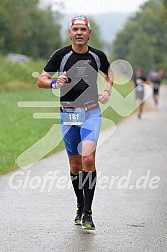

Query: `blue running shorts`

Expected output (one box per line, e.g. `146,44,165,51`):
60,107,102,156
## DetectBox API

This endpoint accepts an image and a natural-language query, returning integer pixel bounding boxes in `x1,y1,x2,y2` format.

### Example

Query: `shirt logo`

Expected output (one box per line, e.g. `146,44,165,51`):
84,59,92,64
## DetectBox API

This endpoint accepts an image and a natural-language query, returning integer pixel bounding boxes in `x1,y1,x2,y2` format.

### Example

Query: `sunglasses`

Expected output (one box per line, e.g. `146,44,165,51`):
71,15,88,20
70,15,90,28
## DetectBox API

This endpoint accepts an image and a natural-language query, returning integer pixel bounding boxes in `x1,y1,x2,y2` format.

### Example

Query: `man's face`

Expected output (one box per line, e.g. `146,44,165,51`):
69,24,92,47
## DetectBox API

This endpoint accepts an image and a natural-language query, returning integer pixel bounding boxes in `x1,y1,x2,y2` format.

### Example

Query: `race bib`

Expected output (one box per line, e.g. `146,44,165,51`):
62,108,85,126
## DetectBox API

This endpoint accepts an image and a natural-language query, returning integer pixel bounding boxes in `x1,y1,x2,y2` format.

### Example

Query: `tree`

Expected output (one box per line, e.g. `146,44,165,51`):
161,0,167,22
112,0,167,73
127,32,154,74
112,19,139,60
0,0,62,58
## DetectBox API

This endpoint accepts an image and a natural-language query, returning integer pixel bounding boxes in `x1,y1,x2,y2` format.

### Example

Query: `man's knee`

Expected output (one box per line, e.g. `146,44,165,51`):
82,155,95,168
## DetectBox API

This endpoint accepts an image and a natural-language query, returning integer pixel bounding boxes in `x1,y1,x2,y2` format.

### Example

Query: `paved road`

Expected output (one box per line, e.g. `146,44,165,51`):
0,86,167,252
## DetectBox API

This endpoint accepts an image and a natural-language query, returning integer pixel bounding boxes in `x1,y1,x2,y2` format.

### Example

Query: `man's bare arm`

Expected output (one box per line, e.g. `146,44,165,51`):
37,70,68,89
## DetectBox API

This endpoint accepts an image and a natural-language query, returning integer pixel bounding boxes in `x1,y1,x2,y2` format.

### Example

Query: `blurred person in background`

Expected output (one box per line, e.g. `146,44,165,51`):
133,67,147,119
149,70,164,108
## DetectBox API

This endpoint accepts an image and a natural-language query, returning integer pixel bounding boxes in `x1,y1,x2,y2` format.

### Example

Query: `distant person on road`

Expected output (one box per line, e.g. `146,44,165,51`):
133,67,147,119
37,15,112,230
150,70,163,108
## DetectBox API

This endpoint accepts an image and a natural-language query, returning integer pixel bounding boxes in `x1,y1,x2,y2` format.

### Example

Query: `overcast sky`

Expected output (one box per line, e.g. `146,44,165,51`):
58,0,148,14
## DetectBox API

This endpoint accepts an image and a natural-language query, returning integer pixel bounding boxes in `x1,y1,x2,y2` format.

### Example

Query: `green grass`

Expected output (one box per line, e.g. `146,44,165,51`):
0,55,135,175
0,55,45,91
0,88,62,174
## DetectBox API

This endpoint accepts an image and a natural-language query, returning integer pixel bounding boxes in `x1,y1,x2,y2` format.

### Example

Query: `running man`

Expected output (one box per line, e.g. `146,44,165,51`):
151,70,163,108
37,15,112,230
133,67,147,119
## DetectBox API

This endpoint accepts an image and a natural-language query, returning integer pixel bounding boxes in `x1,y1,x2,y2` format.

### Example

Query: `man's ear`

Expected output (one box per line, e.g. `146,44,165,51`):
88,30,92,40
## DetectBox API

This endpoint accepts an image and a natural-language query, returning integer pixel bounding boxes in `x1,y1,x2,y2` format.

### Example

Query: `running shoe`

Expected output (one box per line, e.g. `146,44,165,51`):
81,211,96,230
74,207,83,225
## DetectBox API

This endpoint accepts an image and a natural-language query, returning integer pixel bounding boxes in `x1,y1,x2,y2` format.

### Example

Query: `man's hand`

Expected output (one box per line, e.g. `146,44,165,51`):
56,71,69,88
98,90,110,104
38,70,69,89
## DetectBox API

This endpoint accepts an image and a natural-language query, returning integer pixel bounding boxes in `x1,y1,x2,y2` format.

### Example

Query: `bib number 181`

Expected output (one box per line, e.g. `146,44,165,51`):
62,108,85,126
